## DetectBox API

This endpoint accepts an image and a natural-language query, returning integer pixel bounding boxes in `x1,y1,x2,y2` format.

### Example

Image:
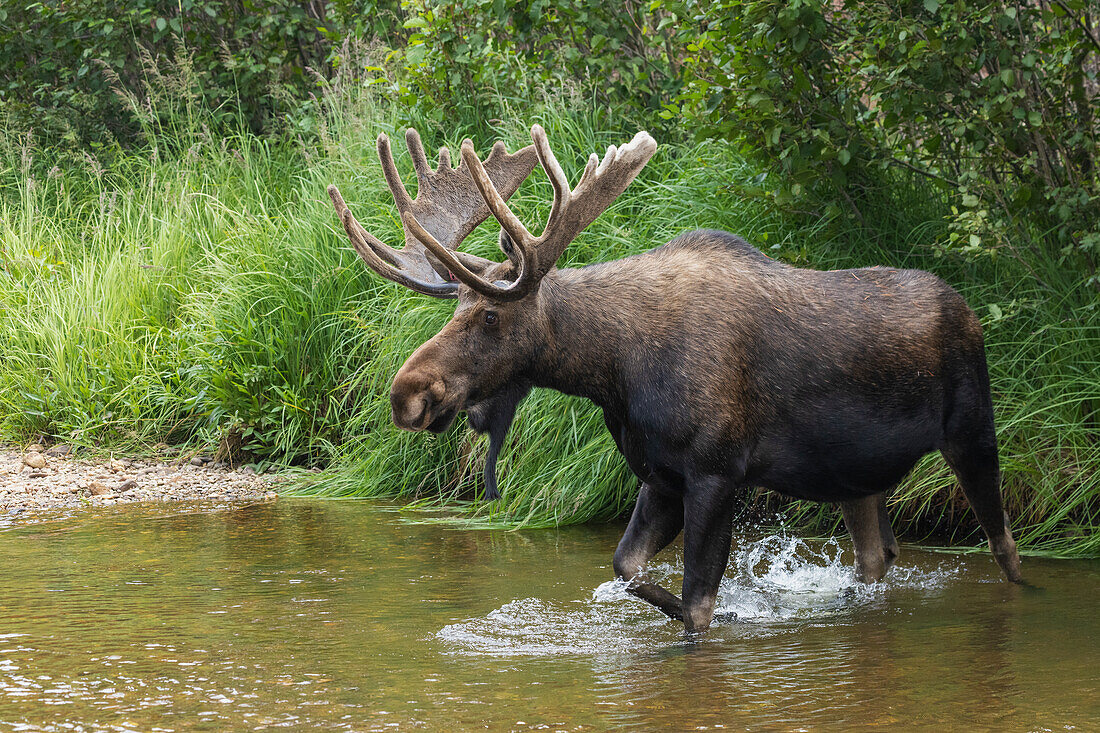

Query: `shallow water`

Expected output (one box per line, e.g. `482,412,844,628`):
0,499,1095,731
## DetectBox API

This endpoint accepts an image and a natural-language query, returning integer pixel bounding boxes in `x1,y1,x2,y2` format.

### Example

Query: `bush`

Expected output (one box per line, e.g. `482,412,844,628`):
0,0,389,147
674,0,1100,286
393,0,684,124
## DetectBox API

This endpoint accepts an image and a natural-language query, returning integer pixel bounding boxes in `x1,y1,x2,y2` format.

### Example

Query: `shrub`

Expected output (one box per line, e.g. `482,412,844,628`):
674,0,1100,286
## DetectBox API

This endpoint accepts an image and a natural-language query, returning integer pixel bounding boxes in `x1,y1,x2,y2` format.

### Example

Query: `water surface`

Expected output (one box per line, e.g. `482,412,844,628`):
0,499,1095,731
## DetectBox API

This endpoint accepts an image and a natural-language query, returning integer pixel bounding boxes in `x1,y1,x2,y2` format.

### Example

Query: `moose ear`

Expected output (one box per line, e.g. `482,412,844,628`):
498,229,517,260
466,381,531,501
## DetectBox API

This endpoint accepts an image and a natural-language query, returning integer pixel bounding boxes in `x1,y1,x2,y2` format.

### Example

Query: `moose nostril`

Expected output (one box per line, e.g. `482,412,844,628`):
429,379,446,402
391,387,437,430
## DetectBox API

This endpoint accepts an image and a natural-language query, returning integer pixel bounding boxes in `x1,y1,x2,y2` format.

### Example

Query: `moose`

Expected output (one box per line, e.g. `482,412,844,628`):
327,125,1023,634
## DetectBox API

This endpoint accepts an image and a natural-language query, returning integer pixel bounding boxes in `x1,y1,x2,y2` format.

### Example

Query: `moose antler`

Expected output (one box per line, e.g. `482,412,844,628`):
406,124,657,301
328,129,539,298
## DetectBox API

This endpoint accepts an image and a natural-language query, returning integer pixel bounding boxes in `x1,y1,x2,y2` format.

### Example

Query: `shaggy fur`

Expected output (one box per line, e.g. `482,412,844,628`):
389,229,1024,633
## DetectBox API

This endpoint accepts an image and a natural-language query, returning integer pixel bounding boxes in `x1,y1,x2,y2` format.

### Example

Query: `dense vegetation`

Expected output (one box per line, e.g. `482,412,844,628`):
1,2,1096,556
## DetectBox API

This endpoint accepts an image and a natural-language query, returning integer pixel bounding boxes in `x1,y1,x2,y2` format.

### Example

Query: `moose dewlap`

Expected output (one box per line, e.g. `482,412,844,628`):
327,125,1023,634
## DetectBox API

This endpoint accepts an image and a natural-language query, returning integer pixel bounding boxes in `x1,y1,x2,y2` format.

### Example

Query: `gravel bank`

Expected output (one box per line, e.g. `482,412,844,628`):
0,444,279,520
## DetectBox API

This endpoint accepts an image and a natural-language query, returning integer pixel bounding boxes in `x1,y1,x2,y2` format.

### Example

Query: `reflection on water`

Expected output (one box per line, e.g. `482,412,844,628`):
0,498,1095,731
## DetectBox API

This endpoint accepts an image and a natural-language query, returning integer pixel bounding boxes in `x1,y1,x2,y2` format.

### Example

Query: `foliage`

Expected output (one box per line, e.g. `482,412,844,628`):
391,0,684,124
0,0,383,146
2,54,1097,554
672,0,1100,285
0,7,1097,554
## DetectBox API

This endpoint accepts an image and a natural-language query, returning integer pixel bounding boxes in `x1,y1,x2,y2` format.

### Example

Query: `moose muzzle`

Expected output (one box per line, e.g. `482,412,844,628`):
390,367,463,433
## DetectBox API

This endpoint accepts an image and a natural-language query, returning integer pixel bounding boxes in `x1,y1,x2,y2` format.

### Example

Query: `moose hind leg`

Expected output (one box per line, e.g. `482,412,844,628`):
613,483,685,621
941,438,1023,583
876,492,900,573
841,494,892,583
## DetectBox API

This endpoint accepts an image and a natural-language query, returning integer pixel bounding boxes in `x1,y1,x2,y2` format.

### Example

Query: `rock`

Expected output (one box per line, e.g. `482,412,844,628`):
26,444,44,453
189,456,207,467
118,479,138,493
87,481,110,496
45,444,72,457
23,453,46,469
264,491,278,500
241,466,256,476
28,471,47,479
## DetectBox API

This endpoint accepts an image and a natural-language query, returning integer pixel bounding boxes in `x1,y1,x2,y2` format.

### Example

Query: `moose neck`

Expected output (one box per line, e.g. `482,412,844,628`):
528,266,639,415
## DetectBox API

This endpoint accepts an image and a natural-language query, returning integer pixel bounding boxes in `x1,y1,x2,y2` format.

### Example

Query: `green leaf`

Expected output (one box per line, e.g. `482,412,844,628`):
155,16,167,31
405,44,427,65
837,148,851,166
923,0,939,12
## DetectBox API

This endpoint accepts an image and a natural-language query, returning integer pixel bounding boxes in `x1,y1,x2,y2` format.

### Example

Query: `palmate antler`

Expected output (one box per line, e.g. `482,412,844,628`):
408,124,658,301
328,129,539,298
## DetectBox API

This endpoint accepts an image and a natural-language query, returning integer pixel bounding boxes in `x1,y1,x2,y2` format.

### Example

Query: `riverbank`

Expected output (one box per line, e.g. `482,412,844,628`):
0,445,279,520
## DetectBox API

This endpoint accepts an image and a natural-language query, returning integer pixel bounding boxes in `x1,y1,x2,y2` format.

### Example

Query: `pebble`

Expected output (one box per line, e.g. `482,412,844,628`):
23,453,46,469
0,449,280,522
45,444,72,457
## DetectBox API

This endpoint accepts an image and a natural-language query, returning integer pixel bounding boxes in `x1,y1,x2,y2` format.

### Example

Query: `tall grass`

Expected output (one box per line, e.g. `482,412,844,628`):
0,49,1096,555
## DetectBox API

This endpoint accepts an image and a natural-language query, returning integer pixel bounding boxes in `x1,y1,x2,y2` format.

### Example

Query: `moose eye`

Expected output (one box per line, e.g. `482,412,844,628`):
484,311,498,326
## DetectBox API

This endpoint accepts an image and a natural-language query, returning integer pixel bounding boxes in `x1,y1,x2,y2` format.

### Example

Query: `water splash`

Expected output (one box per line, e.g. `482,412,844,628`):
437,534,961,657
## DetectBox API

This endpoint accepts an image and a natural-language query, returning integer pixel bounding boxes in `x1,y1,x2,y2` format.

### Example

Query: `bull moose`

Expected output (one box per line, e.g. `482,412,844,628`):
327,125,1023,633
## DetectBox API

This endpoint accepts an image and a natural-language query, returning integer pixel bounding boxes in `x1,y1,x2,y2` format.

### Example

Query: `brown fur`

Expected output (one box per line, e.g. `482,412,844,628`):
388,228,1022,635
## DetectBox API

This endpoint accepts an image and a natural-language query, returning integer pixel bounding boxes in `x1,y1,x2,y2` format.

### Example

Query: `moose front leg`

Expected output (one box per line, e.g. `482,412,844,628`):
613,483,685,622
681,478,737,634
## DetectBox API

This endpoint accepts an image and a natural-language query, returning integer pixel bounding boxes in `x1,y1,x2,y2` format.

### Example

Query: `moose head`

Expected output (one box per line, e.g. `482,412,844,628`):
328,125,655,498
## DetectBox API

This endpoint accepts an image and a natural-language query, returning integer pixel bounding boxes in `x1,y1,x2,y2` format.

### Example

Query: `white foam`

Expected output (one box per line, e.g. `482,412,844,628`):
437,534,961,657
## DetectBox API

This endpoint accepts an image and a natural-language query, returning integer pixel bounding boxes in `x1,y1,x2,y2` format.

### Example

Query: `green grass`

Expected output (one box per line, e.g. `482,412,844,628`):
1,60,1096,556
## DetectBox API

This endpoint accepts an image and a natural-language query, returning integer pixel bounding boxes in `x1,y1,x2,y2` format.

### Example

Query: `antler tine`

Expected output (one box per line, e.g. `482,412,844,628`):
328,185,458,297
431,126,656,302
404,128,433,179
460,138,536,250
376,133,413,212
403,211,533,302
529,124,573,233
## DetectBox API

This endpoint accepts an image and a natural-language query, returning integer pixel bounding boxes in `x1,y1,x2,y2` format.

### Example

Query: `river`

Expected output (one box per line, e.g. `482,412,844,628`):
0,499,1095,731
